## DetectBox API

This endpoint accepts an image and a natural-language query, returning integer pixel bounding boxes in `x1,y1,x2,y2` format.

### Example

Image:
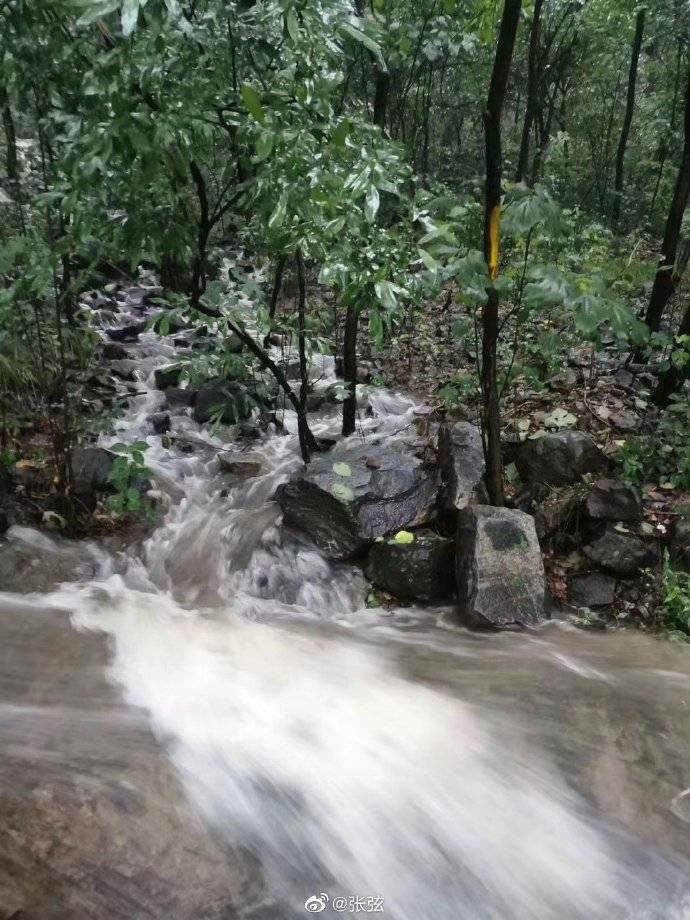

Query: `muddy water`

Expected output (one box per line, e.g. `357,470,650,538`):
1,296,690,919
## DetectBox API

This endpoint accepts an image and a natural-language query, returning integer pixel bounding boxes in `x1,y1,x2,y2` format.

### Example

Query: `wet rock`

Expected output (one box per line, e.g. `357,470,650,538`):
72,446,116,497
154,364,184,390
585,479,642,523
437,421,487,520
102,342,129,360
165,387,196,409
569,572,617,608
455,506,546,628
0,527,97,592
275,446,439,561
106,319,147,341
0,508,9,534
217,452,266,478
584,528,657,576
94,308,118,327
109,359,139,382
516,431,608,488
671,518,690,573
149,412,171,435
365,530,455,602
306,391,326,412
194,382,253,425
227,333,244,354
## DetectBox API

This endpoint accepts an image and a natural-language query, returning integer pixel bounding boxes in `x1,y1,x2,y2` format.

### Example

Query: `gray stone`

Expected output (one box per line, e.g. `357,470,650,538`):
455,506,546,628
569,572,617,608
585,479,642,522
672,518,690,573
226,333,244,354
516,431,608,487
437,421,487,517
275,446,439,561
106,320,146,341
0,528,97,592
72,447,116,496
365,530,455,602
109,359,139,382
584,528,657,576
194,381,252,425
218,452,266,478
149,412,171,435
102,342,129,360
165,387,196,409
154,365,184,390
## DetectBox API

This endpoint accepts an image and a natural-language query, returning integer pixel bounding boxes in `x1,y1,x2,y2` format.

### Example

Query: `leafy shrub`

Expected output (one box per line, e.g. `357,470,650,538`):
659,552,690,641
106,442,154,517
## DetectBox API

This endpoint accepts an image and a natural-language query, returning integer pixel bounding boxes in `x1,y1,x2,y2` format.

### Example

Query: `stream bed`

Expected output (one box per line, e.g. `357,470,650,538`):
1,291,690,919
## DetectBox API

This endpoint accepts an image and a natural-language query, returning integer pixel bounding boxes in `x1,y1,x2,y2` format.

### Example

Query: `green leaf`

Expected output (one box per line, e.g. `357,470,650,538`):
333,461,352,477
332,120,351,146
121,0,140,36
339,22,388,72
393,530,414,544
268,194,287,229
74,0,118,26
241,85,265,124
332,482,355,502
255,132,274,162
365,186,380,222
286,8,299,43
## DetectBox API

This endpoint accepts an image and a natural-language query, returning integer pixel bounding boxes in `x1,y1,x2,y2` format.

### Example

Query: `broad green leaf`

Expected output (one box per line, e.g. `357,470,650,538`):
241,85,265,124
339,22,388,72
365,186,380,222
333,461,352,477
255,132,274,162
121,0,140,36
286,8,299,42
393,530,414,544
332,482,355,502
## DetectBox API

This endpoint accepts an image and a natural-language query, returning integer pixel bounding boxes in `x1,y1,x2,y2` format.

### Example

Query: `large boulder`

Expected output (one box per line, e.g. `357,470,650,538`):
165,387,197,410
275,446,439,561
516,431,607,488
437,421,487,518
193,381,253,425
71,446,116,497
365,530,455,602
584,528,657,576
109,359,139,382
101,342,129,360
106,319,147,341
455,506,546,628
154,365,184,390
585,479,642,522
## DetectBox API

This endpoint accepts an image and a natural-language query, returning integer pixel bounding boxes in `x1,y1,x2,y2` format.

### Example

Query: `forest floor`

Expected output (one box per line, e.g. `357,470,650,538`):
373,289,689,627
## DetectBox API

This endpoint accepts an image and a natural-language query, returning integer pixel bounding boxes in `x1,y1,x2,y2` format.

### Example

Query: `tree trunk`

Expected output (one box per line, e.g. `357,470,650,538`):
342,304,359,437
643,62,690,337
1,86,18,188
294,249,311,461
653,297,690,406
263,255,286,346
482,0,522,507
515,0,543,184
612,9,645,225
373,68,389,130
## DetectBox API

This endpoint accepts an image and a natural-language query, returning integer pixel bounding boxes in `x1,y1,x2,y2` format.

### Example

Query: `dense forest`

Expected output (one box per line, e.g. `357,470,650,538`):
1,0,690,631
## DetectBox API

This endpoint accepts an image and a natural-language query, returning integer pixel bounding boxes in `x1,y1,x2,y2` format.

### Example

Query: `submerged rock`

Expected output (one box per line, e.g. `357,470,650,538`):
584,528,657,576
149,412,171,435
275,446,439,560
0,527,98,592
437,421,487,519
516,432,607,488
106,319,147,341
585,479,642,522
218,452,266,478
455,506,546,628
365,530,455,602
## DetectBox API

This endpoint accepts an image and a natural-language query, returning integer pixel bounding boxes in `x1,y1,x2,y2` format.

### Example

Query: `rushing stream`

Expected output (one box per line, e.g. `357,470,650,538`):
2,288,690,919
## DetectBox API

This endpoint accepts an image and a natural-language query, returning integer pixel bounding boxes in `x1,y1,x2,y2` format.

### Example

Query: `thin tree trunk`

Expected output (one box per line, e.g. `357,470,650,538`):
650,34,684,224
612,9,645,225
653,295,690,406
516,0,543,183
642,62,690,337
263,254,286,346
482,0,522,507
294,249,311,460
342,304,359,437
1,87,18,188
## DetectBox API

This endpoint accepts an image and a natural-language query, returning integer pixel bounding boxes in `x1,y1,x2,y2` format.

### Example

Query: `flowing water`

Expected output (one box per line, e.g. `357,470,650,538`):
2,291,690,919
